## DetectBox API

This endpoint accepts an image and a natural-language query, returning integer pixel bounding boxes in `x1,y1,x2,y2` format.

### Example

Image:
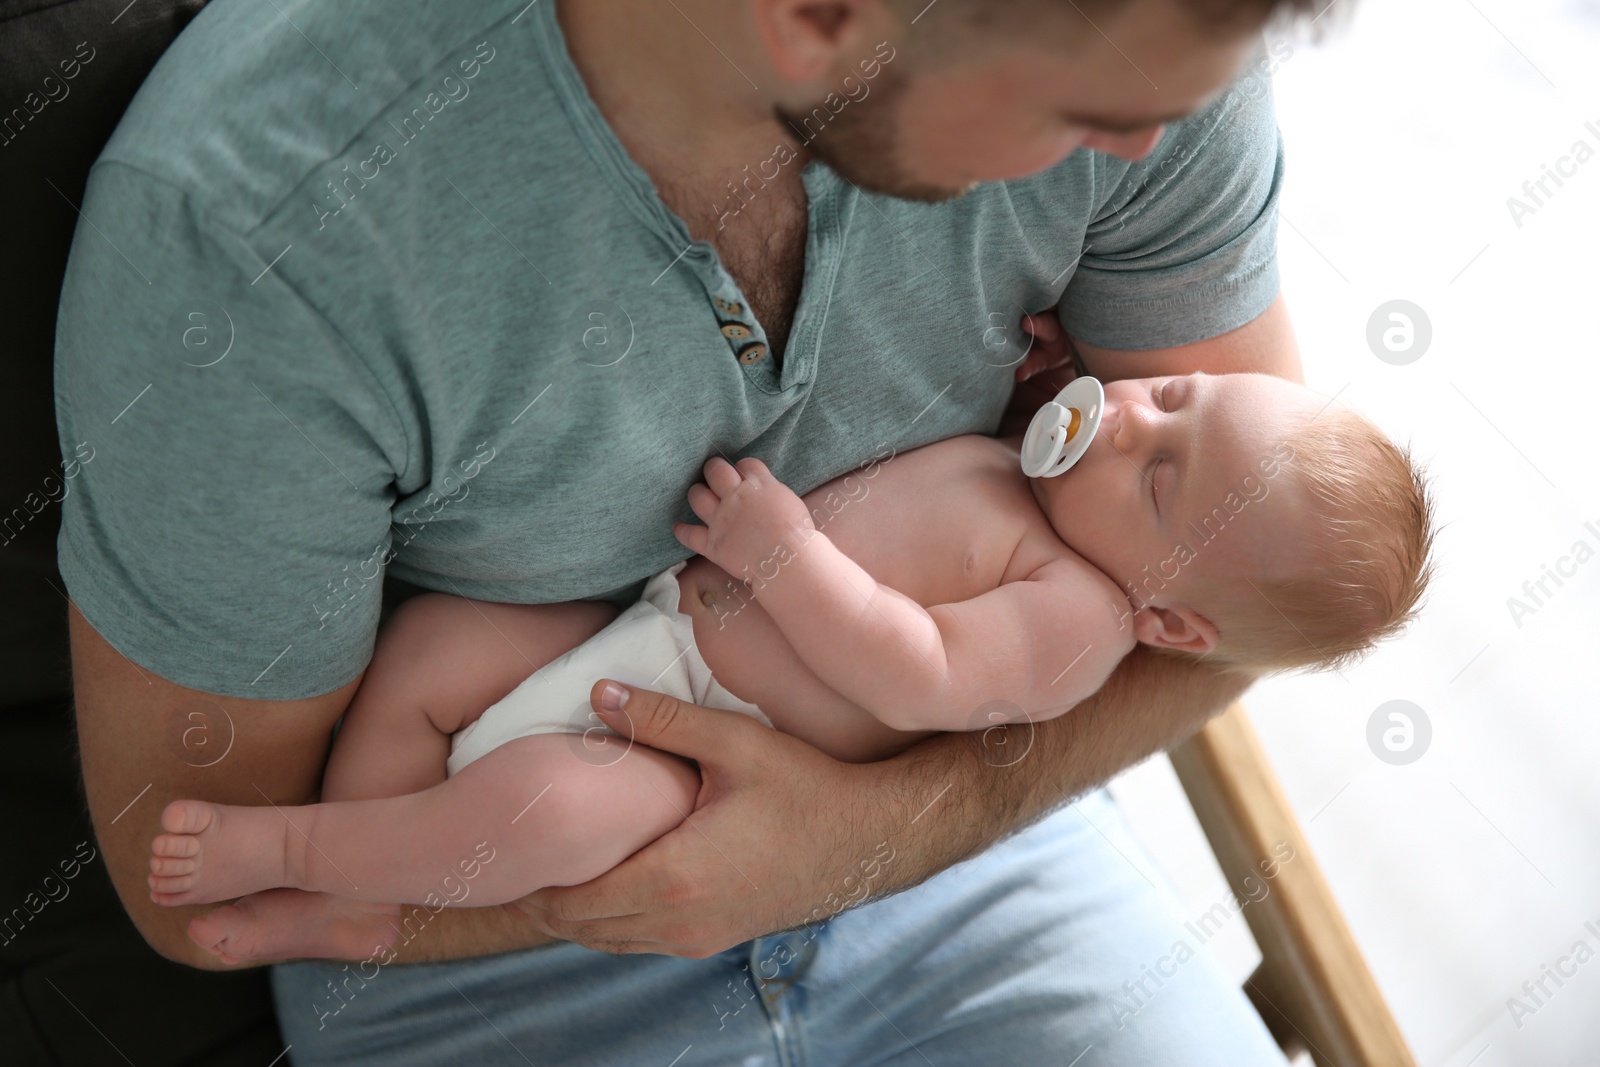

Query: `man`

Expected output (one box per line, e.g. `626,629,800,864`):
57,0,1316,1061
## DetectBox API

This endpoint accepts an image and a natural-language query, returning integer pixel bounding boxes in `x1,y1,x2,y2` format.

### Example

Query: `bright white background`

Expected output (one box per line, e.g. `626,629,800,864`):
1107,0,1600,1064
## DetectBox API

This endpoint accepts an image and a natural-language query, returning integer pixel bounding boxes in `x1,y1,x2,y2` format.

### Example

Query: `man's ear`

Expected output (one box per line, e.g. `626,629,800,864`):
754,0,887,83
1131,605,1219,654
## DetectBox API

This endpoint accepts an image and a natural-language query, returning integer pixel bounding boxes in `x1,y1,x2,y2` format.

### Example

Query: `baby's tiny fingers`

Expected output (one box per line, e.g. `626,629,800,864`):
672,521,708,555
686,483,719,523
734,456,772,483
703,457,743,497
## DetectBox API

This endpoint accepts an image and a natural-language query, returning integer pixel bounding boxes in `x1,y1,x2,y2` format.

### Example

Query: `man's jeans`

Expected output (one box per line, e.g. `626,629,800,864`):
271,787,1287,1066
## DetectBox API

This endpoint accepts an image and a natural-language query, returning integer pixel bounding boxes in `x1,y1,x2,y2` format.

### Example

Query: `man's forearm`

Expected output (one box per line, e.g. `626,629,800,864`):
268,649,1240,966
155,851,564,970
186,899,558,970
859,646,1249,898
376,904,558,964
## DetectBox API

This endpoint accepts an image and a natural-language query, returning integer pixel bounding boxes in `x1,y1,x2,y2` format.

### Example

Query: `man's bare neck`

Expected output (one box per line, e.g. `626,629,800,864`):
555,0,814,364
555,0,792,180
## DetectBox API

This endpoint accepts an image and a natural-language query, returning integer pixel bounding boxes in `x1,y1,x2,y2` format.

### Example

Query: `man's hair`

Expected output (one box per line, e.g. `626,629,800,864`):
892,0,1327,41
1201,408,1438,677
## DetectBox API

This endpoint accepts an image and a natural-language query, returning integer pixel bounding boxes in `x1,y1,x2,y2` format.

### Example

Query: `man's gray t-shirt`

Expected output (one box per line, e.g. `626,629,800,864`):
54,0,1284,701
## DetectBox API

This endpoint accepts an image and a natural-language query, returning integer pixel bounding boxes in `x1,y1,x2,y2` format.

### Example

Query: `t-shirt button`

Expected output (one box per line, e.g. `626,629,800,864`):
716,297,744,314
721,322,752,341
737,342,767,365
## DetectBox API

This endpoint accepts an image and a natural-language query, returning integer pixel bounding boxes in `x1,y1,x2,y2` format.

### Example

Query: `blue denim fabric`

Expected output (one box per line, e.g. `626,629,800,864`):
271,787,1286,1067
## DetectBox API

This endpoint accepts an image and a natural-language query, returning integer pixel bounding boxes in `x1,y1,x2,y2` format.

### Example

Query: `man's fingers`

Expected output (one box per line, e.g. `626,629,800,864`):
1017,346,1064,382
521,884,725,959
511,896,658,954
1022,311,1061,341
513,837,709,954
589,679,763,766
1014,347,1048,383
513,872,650,927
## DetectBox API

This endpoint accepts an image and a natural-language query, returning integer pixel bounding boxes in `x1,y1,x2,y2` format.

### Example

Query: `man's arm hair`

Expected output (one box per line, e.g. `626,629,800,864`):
69,603,558,968
867,644,1248,894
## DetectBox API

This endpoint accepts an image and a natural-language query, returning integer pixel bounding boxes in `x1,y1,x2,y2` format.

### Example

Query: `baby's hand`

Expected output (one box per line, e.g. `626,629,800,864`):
1014,311,1079,384
675,457,816,575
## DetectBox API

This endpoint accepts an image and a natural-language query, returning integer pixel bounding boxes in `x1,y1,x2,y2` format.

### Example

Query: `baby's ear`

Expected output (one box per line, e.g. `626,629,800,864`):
1132,605,1219,654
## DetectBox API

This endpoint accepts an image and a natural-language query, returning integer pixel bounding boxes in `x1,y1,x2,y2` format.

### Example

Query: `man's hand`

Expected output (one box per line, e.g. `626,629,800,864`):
674,457,816,578
1001,294,1303,438
1015,310,1080,385
522,299,1303,958
514,643,1250,957
511,679,899,957
999,311,1086,438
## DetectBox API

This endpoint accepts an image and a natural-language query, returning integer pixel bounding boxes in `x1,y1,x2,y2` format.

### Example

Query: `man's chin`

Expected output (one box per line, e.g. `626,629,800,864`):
807,137,977,202
895,179,982,204
838,167,979,204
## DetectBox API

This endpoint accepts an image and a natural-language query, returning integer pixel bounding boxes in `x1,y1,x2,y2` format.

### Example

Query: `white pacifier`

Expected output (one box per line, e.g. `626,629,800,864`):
1020,376,1104,478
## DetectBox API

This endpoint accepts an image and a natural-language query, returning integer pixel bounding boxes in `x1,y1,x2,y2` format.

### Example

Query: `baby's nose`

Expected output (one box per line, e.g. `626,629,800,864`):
1109,398,1160,457
1099,401,1131,451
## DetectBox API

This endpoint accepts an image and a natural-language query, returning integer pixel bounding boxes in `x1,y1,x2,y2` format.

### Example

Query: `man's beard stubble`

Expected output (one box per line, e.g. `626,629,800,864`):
773,62,978,205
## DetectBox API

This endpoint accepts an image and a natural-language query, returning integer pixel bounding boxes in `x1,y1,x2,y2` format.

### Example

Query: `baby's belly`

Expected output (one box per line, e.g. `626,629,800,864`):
674,558,932,763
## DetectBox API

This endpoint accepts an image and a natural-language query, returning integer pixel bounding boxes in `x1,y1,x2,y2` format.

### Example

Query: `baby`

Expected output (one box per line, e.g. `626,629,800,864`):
147,369,1435,965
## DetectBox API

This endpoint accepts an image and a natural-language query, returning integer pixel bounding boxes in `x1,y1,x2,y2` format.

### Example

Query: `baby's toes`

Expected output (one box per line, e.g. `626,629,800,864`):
148,870,198,902
160,798,217,836
150,831,200,860
149,849,198,876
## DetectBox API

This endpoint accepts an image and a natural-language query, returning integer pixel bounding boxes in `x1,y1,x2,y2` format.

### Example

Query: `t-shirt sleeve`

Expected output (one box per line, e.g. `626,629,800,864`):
1057,63,1285,351
54,162,407,700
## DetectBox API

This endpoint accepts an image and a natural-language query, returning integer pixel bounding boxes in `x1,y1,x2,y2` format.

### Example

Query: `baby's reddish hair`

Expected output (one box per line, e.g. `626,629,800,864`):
1203,406,1438,676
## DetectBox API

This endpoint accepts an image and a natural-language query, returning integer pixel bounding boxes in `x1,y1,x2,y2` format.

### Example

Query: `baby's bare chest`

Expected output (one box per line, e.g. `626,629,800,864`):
799,436,1059,606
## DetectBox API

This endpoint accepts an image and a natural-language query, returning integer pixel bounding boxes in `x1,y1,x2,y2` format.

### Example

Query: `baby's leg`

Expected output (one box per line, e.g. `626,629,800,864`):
320,593,623,802
167,593,634,963
155,729,699,904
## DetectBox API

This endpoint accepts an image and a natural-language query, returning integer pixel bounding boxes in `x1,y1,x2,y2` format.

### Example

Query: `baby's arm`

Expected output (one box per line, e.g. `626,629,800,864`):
675,458,1137,733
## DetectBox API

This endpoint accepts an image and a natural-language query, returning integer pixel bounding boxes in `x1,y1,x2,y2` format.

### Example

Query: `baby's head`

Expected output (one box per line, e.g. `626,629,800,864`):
1027,372,1437,676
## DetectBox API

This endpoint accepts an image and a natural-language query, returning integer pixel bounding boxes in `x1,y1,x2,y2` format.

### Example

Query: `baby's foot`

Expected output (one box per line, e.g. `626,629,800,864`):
188,889,402,965
149,799,291,906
